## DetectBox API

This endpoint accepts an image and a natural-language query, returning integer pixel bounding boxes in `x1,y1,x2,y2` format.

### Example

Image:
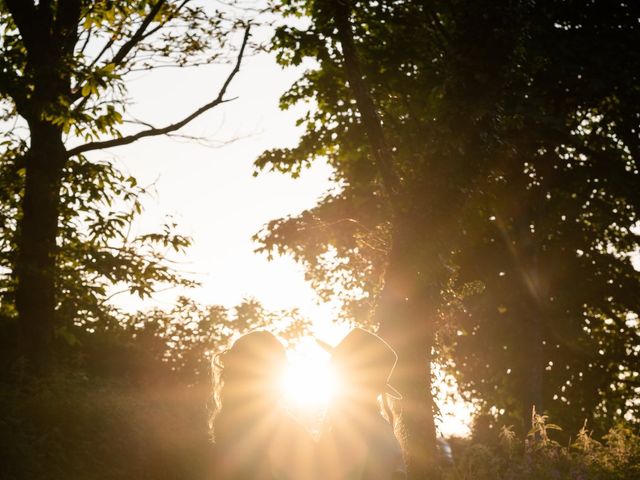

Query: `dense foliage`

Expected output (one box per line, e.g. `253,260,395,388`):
255,0,640,454
0,154,196,370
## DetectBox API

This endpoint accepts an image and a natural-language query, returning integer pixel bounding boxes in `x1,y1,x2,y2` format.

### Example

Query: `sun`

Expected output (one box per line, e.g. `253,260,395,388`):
279,324,475,438
281,337,337,410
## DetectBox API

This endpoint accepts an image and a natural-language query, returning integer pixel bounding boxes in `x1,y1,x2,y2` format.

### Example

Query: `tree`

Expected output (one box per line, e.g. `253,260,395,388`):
0,152,199,377
0,0,249,371
258,0,640,474
448,0,640,435
260,0,493,474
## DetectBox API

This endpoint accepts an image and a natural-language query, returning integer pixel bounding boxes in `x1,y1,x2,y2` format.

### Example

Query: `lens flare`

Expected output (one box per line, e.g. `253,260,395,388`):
280,334,474,438
281,339,336,410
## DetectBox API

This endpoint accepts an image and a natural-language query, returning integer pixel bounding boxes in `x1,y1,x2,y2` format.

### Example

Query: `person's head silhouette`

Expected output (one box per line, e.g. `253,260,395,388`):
212,330,287,441
317,329,407,480
211,331,316,480
320,328,401,408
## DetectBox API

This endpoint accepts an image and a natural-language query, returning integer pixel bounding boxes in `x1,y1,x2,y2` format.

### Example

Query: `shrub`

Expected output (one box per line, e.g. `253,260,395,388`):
445,412,640,480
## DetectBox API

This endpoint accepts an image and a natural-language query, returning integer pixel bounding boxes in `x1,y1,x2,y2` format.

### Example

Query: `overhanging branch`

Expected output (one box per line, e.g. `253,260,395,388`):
67,25,250,158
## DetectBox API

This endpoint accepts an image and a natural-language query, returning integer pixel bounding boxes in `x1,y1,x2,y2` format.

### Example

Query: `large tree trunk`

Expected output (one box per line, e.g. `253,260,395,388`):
9,0,75,373
15,120,67,373
376,217,439,479
328,1,440,476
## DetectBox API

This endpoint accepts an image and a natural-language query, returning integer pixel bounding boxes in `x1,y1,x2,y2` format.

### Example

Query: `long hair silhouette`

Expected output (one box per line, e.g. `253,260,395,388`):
210,330,314,480
211,330,287,443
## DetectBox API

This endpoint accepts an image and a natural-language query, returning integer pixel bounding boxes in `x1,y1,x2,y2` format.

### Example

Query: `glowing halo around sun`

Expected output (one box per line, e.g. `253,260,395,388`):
279,331,474,438
281,338,337,410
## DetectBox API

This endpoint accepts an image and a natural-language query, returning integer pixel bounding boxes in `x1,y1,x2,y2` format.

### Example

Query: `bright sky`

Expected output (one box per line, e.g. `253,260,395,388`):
92,16,472,437
102,38,336,323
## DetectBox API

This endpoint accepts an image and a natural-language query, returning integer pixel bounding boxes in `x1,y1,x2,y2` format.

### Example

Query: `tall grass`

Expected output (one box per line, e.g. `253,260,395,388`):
445,408,640,480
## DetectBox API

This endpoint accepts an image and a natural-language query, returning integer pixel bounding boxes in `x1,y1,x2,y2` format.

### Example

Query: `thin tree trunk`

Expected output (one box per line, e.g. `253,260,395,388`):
15,121,67,373
330,0,400,200
524,247,545,426
497,191,546,431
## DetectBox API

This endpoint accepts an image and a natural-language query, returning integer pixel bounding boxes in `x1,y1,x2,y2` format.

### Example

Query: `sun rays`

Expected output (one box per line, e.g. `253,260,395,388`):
282,338,337,410
279,331,473,437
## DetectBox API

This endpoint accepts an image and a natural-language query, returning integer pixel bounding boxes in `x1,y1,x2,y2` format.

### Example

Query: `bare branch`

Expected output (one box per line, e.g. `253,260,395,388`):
78,25,93,55
164,131,252,149
123,116,253,148
85,25,122,70
67,25,251,158
125,60,220,72
123,118,156,129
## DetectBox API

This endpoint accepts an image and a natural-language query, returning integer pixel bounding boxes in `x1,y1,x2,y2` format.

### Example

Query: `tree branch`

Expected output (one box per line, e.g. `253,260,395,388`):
70,0,179,106
78,25,93,55
138,0,190,42
110,0,167,68
331,0,401,202
4,0,38,51
67,25,251,157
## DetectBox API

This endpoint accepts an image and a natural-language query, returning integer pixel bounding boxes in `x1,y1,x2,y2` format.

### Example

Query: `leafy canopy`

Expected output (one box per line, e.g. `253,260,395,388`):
255,0,640,434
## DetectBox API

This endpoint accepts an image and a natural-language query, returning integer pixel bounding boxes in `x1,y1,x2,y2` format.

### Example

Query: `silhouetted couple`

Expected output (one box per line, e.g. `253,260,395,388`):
211,328,407,480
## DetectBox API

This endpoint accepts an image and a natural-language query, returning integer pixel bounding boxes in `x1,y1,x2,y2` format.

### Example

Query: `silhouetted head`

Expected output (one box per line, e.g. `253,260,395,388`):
320,328,401,406
216,330,287,401
211,330,287,441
